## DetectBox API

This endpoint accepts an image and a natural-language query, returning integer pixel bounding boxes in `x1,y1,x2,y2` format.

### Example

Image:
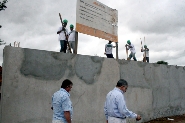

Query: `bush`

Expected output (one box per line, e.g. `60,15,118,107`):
156,60,168,65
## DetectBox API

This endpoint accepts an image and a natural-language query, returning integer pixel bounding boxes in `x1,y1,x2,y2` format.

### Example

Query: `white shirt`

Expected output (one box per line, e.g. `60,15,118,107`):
57,26,68,41
143,49,149,57
68,30,76,41
104,87,137,120
128,44,136,53
105,43,113,54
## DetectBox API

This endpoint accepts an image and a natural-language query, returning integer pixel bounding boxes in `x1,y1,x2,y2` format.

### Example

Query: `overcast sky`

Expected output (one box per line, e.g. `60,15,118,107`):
0,0,185,66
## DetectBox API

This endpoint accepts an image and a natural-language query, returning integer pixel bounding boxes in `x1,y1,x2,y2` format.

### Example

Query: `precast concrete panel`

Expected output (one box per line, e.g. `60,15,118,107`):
1,46,185,123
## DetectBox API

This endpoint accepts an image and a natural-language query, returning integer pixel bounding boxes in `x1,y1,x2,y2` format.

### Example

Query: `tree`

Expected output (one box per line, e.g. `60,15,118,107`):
0,0,8,11
0,39,6,45
0,0,8,45
156,60,168,65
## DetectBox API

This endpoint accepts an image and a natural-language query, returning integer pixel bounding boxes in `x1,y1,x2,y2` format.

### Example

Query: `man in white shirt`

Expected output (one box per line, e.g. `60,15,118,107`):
57,19,68,53
68,24,76,54
125,40,137,61
104,79,141,123
105,41,115,58
141,45,149,62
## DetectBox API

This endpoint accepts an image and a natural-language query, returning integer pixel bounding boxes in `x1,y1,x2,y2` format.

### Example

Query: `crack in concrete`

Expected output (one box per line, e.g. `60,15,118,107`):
73,91,86,108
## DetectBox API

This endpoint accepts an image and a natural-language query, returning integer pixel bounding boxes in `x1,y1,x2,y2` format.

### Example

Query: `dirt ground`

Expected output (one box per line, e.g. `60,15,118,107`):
144,114,185,123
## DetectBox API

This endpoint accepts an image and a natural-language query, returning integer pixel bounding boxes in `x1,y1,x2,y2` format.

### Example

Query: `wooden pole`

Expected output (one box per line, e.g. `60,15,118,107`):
125,43,129,60
144,37,146,62
75,31,78,54
116,42,118,60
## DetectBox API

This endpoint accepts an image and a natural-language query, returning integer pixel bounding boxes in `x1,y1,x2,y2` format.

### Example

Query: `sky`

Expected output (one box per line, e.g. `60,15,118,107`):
0,0,185,66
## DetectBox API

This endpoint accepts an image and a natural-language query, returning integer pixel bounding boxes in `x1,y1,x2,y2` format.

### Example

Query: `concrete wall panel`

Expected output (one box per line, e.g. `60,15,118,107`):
1,46,185,123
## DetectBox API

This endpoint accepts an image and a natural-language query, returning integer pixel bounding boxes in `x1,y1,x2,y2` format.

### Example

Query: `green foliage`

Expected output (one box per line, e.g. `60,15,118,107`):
0,0,8,11
156,60,168,65
0,39,6,45
0,0,8,44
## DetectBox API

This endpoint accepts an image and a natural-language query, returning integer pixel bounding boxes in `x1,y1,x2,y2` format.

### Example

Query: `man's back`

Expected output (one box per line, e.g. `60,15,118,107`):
129,44,136,53
52,88,72,122
105,88,126,119
105,43,113,54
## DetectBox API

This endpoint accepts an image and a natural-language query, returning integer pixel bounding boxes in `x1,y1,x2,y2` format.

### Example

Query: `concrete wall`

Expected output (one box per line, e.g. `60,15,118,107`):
1,46,185,123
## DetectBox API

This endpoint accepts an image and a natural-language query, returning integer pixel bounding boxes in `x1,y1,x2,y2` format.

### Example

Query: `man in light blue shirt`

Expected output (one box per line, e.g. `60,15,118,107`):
104,79,141,123
51,79,73,123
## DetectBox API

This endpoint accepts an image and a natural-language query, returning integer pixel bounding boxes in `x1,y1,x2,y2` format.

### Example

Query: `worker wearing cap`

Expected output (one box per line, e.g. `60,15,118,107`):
68,24,76,54
105,41,116,58
141,45,149,62
57,19,68,53
125,40,137,61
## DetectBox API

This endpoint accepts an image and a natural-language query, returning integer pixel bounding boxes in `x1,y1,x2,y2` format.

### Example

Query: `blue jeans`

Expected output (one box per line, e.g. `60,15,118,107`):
129,52,137,61
60,40,66,53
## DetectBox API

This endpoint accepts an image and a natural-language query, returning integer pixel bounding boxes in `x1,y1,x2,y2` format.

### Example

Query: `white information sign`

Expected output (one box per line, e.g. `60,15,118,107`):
76,0,118,42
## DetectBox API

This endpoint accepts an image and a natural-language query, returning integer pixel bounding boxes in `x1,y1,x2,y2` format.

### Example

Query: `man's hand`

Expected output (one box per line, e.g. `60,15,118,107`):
106,120,108,123
136,115,141,121
62,27,66,31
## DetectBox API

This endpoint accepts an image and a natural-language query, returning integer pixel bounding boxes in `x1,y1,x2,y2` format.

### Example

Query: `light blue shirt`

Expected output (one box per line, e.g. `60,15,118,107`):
52,88,73,123
104,87,137,120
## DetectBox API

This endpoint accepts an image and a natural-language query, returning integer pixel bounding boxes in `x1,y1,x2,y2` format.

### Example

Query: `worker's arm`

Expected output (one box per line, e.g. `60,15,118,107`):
141,48,143,52
57,27,65,34
125,44,129,50
64,111,71,123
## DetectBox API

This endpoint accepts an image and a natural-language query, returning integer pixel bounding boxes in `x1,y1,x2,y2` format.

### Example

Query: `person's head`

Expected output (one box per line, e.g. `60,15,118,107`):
63,19,68,27
61,79,73,92
116,79,128,92
127,40,131,45
144,45,147,48
70,24,74,31
108,41,112,44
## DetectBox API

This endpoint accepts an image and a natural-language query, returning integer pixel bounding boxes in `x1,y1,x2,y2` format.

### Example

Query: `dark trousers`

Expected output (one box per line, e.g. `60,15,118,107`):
106,54,114,58
143,57,149,62
60,40,67,53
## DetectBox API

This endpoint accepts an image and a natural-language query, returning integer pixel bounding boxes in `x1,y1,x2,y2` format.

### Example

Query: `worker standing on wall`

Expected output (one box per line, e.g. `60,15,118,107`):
105,41,116,58
141,45,149,62
104,79,141,123
68,24,76,54
51,79,73,123
57,19,69,53
125,40,137,61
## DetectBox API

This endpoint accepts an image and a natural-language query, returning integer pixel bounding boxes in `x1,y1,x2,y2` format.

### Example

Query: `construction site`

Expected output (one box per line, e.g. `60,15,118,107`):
0,46,184,123
0,0,185,123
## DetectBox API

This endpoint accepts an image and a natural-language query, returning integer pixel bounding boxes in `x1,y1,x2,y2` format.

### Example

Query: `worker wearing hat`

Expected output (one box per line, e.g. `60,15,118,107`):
57,19,68,53
125,40,137,61
68,24,76,54
141,45,149,62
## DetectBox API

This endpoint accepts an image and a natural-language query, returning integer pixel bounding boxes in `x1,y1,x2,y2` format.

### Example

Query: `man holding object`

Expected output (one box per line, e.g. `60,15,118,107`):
104,79,141,123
